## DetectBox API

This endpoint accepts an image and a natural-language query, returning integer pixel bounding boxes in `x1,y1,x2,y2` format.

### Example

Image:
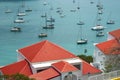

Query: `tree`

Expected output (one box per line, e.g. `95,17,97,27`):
104,54,120,72
77,54,93,63
0,73,35,80
104,46,120,72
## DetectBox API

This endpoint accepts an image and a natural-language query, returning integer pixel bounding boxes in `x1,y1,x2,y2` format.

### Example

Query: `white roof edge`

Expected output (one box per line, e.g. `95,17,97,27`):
31,57,82,69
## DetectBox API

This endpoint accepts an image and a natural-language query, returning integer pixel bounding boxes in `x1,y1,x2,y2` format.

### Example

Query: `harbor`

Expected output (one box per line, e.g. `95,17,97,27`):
0,0,120,65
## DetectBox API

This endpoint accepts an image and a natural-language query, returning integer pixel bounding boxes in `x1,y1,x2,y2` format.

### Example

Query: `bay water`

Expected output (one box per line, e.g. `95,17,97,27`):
0,0,120,66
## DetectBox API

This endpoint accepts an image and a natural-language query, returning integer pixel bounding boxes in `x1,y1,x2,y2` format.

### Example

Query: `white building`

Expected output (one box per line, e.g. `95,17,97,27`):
0,40,101,80
92,29,120,71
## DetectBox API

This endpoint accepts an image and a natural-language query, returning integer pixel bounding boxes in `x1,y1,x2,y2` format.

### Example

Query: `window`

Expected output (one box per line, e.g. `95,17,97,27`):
64,74,77,80
74,64,81,70
98,51,102,56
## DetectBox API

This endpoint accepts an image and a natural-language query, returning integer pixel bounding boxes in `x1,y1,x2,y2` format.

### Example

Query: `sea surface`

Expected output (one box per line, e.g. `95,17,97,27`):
0,0,120,66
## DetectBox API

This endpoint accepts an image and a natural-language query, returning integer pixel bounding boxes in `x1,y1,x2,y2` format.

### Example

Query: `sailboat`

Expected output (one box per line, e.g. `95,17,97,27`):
70,0,77,12
25,8,32,12
96,31,104,37
96,0,103,10
5,7,12,13
77,21,84,25
90,0,94,4
77,25,87,44
106,13,115,24
14,17,25,23
17,8,26,16
10,27,21,32
42,13,54,29
76,2,87,44
38,33,47,38
91,13,104,31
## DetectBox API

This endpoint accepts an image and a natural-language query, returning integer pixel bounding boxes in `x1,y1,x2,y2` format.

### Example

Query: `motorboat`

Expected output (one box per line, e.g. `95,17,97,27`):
91,25,104,31
38,33,47,37
14,17,25,23
10,27,21,32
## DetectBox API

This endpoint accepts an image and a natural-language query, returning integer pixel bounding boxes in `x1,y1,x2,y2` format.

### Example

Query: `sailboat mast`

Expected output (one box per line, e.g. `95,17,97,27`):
80,25,83,39
45,13,47,27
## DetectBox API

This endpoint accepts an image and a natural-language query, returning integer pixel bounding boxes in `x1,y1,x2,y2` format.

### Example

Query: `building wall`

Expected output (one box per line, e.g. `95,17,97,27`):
0,71,3,75
93,47,106,70
30,64,37,74
107,34,114,40
61,70,80,80
17,52,25,61
50,76,60,80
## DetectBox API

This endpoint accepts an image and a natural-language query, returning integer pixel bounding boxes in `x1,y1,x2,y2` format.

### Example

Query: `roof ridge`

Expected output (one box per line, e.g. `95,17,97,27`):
48,42,76,57
20,62,27,73
61,61,66,72
31,40,48,62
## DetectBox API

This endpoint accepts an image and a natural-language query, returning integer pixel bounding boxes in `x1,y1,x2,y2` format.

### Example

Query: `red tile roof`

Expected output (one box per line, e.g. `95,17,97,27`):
29,67,60,80
96,39,120,55
0,60,32,76
18,40,76,63
82,61,101,75
52,61,78,73
109,29,120,40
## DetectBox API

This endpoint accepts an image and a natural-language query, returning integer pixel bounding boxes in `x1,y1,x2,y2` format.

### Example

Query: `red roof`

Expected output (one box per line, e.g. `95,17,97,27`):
82,61,101,75
109,29,120,39
0,60,32,76
96,39,120,55
52,61,78,73
18,40,76,63
29,68,60,80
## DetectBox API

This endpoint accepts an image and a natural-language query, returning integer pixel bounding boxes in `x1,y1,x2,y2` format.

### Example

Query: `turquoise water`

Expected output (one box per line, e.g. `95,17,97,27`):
0,0,120,66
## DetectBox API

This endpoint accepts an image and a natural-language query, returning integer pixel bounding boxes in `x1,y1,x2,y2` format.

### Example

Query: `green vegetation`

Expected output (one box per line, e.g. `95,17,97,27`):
77,54,93,63
0,73,35,80
104,54,120,73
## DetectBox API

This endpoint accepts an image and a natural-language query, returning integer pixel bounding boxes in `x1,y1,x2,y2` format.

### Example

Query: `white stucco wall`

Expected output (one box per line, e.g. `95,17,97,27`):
31,58,81,70
50,76,60,80
17,52,25,61
107,34,115,40
93,46,106,70
60,70,81,80
0,71,3,75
